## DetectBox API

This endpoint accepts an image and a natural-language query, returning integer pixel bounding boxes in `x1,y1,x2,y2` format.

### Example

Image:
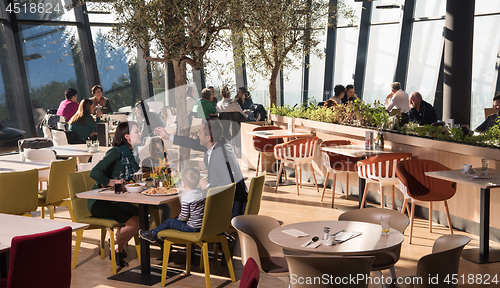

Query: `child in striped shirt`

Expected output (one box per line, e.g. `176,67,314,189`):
139,167,206,243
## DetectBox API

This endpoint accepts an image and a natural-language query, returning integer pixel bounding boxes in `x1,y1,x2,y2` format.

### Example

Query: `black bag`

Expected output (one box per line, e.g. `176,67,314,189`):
18,137,53,152
253,104,267,121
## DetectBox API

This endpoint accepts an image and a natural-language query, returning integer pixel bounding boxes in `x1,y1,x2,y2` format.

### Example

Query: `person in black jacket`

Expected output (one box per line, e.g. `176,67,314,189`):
408,92,438,125
476,94,500,132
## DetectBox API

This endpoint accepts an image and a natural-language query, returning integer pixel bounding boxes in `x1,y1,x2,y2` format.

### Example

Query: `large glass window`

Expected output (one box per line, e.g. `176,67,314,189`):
86,1,116,23
204,46,236,99
246,65,269,108
370,0,404,24
406,20,444,106
13,0,76,21
471,15,500,129
337,0,363,27
308,33,326,104
283,55,303,107
91,26,140,112
475,0,500,15
20,24,88,116
333,27,359,90
414,0,445,18
363,23,401,105
0,24,21,129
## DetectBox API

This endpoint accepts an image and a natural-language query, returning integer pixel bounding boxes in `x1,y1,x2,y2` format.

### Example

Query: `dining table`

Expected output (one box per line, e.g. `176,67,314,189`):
0,154,51,172
247,129,314,187
320,145,394,208
0,213,89,278
425,168,500,264
76,188,180,285
268,220,404,256
42,144,111,158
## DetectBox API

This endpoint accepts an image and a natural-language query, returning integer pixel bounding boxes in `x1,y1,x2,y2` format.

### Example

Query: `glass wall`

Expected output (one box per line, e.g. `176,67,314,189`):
283,56,303,107
90,26,140,112
0,24,21,129
414,0,446,18
204,47,236,98
308,35,326,104
370,0,404,24
333,27,359,88
13,0,76,21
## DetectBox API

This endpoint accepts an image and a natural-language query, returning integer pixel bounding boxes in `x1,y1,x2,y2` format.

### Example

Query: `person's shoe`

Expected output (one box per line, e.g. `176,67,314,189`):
116,251,129,267
108,238,127,258
139,229,157,243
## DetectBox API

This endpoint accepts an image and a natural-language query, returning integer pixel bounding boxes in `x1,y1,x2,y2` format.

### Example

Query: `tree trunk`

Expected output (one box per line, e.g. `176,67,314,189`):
268,65,280,108
171,59,191,171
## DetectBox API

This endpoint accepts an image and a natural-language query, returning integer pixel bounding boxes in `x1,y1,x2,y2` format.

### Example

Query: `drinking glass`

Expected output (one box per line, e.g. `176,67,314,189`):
114,177,123,194
86,140,92,152
381,215,391,235
481,158,489,172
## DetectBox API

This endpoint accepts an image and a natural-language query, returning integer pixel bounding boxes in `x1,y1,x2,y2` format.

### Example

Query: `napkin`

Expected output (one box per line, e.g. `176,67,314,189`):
282,228,309,238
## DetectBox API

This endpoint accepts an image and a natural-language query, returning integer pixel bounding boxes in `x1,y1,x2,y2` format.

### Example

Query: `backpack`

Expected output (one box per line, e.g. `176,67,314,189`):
41,113,62,130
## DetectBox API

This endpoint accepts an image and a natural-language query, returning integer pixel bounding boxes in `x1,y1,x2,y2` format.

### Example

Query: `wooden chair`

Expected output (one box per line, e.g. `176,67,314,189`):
0,169,38,216
396,159,456,244
252,126,283,176
274,136,319,194
158,183,236,287
484,107,497,119
357,153,413,210
320,140,358,208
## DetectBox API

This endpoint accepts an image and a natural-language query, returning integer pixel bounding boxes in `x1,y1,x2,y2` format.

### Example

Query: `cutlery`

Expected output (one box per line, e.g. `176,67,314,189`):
331,229,344,237
304,236,319,247
97,187,112,192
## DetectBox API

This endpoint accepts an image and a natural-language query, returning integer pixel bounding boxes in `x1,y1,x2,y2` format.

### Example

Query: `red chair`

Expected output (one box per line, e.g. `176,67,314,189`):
239,257,260,288
396,159,456,244
252,126,283,176
320,140,358,208
0,226,72,288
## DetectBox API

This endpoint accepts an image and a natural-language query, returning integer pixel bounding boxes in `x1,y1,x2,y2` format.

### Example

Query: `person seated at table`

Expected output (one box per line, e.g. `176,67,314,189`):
192,88,217,119
56,88,79,122
235,87,256,120
330,84,345,105
68,99,102,141
476,94,500,132
323,99,337,109
89,121,141,267
154,118,247,218
217,86,249,119
90,85,112,114
134,100,164,141
408,92,437,125
385,82,410,113
342,84,358,104
139,167,205,242
141,137,165,174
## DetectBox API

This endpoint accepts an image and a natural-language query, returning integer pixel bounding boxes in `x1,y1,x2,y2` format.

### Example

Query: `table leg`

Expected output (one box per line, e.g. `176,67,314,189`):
358,156,366,209
461,188,500,264
138,203,150,275
0,252,7,279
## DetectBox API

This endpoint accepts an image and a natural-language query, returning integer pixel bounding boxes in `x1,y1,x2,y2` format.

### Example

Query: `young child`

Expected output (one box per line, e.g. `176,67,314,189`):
139,167,205,242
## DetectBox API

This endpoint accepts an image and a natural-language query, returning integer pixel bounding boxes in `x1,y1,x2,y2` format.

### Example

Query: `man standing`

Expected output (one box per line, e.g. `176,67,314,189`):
408,92,438,125
90,85,112,114
56,88,79,121
330,84,345,105
476,94,500,132
155,119,247,218
385,82,410,113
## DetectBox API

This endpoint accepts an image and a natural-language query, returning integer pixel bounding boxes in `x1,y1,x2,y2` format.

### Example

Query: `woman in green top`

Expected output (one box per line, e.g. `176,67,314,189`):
89,121,141,267
68,98,102,140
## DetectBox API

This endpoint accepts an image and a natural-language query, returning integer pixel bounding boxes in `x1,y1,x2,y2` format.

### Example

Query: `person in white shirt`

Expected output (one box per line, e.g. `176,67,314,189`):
385,82,410,113
216,86,248,119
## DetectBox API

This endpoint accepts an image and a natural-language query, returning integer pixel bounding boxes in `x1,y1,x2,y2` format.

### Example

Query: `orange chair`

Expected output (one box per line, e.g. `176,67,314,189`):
357,153,413,210
320,140,358,208
396,159,456,244
252,126,283,176
274,136,319,194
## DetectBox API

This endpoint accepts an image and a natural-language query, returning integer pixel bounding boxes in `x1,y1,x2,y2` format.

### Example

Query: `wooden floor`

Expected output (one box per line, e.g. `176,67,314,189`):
42,168,500,288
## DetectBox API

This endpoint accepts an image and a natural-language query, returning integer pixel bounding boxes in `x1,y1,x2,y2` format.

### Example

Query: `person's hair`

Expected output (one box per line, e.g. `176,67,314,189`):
181,167,201,190
134,100,150,114
149,137,164,156
92,85,103,95
334,84,345,96
323,99,337,109
68,99,92,125
208,86,214,90
461,125,473,136
345,84,354,91
202,118,223,143
493,94,500,102
65,88,77,100
221,86,231,98
113,121,138,148
391,82,401,91
238,87,250,97
412,92,423,100
201,88,212,100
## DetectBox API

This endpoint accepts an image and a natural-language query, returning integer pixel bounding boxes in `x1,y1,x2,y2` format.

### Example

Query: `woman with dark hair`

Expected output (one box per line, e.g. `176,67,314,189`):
89,121,141,267
236,87,255,120
68,98,102,140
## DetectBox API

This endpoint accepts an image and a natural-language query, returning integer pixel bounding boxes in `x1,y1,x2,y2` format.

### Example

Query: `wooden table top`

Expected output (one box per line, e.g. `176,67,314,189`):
247,130,314,139
268,220,404,255
0,213,89,252
77,188,180,206
42,144,111,158
425,169,500,189
320,145,394,158
0,154,51,172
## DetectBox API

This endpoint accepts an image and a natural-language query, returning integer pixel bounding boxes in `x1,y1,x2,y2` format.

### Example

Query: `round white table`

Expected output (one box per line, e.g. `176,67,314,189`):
268,220,404,256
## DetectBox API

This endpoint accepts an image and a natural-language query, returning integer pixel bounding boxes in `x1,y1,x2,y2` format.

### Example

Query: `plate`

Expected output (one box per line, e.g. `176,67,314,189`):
142,187,179,196
255,131,272,135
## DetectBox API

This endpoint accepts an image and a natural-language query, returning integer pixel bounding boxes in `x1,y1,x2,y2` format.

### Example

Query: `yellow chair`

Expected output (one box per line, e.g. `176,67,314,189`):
158,183,236,287
0,169,38,216
38,157,77,220
244,172,266,215
67,171,140,275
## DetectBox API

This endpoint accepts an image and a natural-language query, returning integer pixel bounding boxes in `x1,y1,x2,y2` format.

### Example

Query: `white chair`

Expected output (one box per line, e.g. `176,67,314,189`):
51,130,68,146
91,152,105,165
165,108,176,126
117,106,132,113
42,126,52,140
147,101,164,113
108,114,128,123
78,152,106,172
24,148,57,188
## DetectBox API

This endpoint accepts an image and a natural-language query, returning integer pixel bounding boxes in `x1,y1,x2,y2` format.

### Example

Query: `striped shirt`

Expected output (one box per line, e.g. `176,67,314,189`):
178,189,206,229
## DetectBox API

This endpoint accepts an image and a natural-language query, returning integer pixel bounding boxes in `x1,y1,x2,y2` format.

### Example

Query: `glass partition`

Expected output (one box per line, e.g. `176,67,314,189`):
333,27,359,90
0,24,21,129
414,0,445,18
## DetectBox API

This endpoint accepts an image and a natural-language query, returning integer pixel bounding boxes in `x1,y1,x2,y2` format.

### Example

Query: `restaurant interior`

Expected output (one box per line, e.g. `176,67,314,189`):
1,0,500,287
